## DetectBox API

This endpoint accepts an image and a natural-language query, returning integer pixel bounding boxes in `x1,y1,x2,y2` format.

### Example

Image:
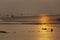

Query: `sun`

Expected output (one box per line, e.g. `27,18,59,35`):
40,14,50,23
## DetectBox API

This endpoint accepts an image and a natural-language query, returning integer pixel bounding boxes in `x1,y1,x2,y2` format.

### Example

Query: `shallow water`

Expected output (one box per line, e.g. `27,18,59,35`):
0,24,60,40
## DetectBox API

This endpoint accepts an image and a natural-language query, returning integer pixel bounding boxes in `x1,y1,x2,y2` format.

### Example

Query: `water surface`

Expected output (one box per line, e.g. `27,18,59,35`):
0,24,60,40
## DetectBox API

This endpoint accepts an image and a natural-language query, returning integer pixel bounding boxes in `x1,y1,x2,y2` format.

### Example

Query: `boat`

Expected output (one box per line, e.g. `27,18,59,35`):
42,28,47,30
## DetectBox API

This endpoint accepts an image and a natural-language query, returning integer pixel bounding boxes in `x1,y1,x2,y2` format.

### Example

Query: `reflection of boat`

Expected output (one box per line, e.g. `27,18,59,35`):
42,28,47,30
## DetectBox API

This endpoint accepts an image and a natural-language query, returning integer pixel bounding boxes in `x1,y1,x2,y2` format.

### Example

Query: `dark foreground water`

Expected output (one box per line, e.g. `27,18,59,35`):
0,24,60,40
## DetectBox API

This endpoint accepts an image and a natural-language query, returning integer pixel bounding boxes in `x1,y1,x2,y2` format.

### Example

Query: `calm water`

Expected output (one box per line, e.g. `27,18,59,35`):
0,24,60,40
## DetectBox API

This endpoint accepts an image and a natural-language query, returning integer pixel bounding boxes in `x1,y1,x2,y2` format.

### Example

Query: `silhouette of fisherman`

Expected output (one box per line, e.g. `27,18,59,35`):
51,28,53,32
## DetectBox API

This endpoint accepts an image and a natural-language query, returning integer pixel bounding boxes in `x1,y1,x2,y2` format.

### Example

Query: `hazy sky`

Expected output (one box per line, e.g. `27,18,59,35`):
0,0,60,16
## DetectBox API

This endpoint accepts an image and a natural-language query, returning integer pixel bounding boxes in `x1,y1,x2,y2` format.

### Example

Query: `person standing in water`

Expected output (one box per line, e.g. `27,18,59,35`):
51,28,53,32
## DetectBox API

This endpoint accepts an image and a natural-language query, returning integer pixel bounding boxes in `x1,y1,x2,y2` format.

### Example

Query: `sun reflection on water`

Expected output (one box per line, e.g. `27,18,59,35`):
40,14,50,23
40,14,51,31
37,14,53,40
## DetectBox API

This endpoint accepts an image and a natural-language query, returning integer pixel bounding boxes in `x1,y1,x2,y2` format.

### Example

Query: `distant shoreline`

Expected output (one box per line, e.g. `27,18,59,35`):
0,22,60,25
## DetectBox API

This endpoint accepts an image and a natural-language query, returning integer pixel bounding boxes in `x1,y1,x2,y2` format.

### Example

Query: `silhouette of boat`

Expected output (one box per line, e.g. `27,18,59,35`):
0,31,8,33
42,28,47,30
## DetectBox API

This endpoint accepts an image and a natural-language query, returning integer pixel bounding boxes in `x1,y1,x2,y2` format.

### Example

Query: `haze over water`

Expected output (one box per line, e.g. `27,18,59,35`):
0,0,60,16
0,0,60,40
0,15,60,40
